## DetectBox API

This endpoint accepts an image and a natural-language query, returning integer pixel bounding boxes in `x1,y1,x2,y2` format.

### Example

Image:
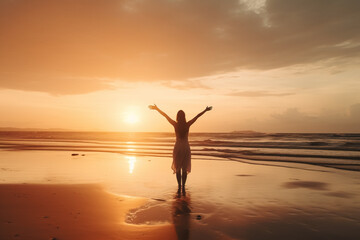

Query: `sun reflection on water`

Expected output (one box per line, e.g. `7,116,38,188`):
126,156,136,174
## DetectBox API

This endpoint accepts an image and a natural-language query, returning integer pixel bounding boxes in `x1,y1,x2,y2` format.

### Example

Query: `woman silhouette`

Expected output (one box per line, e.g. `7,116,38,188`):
149,104,212,192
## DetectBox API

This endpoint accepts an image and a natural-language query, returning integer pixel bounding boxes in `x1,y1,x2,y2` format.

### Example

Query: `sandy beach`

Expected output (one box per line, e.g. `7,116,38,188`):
1,147,360,240
0,184,175,240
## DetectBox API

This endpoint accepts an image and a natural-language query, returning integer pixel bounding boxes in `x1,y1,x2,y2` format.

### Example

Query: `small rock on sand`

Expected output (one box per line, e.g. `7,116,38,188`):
71,153,79,156
196,215,202,220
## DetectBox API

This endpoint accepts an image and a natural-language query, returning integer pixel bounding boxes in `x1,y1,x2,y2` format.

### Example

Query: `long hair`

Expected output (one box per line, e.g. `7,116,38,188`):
176,110,186,123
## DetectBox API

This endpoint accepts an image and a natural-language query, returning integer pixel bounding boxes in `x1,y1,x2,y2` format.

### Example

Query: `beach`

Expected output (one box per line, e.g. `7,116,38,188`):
1,132,360,239
0,184,175,240
2,0,360,238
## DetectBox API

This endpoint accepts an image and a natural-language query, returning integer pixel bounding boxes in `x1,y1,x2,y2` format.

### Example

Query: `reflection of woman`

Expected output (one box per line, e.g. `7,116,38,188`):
149,105,212,192
172,192,191,240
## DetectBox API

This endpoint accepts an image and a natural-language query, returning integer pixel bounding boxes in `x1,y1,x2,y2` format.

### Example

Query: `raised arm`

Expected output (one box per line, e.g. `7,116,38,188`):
148,104,176,126
188,106,212,126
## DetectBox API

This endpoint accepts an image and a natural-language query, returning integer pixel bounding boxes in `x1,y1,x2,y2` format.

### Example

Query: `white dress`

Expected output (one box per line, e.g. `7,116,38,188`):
171,122,191,173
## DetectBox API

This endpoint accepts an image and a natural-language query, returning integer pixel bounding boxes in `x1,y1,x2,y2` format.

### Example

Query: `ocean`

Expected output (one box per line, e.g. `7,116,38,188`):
1,131,359,171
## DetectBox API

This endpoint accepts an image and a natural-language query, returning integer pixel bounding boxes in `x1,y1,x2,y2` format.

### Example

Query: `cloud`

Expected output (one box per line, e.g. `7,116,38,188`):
268,104,360,132
0,74,115,95
349,103,360,119
0,0,359,94
228,91,294,97
161,80,211,90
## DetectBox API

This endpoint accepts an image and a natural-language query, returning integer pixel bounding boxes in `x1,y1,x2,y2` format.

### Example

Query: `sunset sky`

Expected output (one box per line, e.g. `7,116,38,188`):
1,0,360,132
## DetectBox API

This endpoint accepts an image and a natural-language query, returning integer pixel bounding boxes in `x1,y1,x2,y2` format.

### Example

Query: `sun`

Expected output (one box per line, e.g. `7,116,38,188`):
123,112,139,124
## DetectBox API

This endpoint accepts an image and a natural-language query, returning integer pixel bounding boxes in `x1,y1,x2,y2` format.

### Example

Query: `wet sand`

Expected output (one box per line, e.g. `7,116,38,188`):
1,150,360,239
0,184,175,240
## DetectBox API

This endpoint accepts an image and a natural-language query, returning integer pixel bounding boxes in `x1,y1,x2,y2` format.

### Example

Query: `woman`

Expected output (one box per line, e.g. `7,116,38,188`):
149,104,212,192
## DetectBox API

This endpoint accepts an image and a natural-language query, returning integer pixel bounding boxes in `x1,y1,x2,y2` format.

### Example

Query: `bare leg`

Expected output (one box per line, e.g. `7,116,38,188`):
176,170,181,190
181,168,187,192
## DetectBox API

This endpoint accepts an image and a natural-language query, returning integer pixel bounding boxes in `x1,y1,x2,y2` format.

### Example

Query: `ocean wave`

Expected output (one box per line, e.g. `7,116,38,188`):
1,131,359,172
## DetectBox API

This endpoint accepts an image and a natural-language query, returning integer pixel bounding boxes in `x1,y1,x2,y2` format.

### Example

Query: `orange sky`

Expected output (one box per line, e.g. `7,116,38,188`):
1,0,360,132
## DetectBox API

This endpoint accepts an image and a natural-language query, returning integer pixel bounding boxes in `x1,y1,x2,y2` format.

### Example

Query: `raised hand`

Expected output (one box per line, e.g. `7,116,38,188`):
205,106,213,111
148,104,158,110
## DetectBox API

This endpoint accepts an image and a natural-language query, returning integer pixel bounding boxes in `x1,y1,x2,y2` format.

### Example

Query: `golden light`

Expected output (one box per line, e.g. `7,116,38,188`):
123,112,139,124
125,156,137,174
